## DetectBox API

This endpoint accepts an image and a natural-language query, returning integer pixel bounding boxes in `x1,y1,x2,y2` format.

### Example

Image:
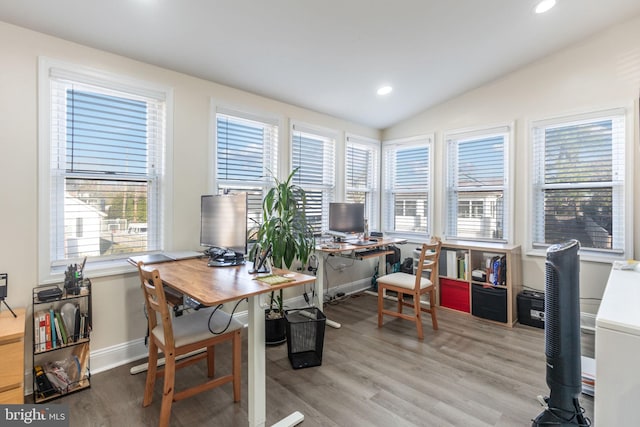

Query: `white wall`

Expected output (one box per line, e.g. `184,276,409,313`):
0,21,379,362
383,14,640,314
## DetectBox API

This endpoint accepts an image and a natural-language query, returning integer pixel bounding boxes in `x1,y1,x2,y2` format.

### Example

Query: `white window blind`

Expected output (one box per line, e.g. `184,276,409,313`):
382,136,432,236
215,111,279,232
46,68,167,267
446,126,510,242
531,109,626,254
291,123,336,235
345,135,380,230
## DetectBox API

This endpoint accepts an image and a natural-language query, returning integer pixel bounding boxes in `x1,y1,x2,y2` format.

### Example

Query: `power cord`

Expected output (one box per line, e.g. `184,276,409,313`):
207,298,248,335
533,395,591,426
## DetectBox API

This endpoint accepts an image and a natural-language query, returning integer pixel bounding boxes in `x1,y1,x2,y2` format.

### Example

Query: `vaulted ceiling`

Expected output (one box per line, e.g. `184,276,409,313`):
2,0,639,129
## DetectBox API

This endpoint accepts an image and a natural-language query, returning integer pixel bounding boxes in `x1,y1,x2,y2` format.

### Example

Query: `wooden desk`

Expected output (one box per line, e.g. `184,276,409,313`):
315,238,406,327
150,258,315,427
0,307,26,404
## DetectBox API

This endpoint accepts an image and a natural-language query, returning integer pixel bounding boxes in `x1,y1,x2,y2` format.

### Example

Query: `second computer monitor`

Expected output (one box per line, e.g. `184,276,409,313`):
328,202,365,235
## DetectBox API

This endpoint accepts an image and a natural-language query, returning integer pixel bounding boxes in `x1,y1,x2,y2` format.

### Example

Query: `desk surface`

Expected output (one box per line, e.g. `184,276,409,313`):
316,237,406,254
149,257,316,306
0,307,26,342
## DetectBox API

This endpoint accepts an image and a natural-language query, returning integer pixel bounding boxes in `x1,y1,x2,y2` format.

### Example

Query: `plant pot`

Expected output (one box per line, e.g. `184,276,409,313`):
265,309,287,346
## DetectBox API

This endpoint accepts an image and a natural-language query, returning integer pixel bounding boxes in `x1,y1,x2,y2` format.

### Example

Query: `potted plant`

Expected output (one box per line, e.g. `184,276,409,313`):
252,168,316,345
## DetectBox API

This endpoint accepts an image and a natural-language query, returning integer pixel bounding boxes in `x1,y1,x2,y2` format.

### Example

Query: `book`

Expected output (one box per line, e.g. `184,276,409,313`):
39,312,46,351
446,250,457,278
73,306,81,342
44,311,52,350
53,316,64,345
49,308,57,348
55,311,68,345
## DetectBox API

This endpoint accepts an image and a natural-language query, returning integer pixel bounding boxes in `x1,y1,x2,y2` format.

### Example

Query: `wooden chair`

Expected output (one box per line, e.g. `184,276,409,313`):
377,239,442,340
137,262,242,427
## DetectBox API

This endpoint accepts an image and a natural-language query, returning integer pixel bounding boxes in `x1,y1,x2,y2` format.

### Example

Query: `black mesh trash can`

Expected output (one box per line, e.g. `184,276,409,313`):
284,307,326,369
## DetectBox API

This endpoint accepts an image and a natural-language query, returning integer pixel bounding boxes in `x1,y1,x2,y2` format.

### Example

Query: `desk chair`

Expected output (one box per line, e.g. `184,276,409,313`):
137,262,242,427
376,239,442,340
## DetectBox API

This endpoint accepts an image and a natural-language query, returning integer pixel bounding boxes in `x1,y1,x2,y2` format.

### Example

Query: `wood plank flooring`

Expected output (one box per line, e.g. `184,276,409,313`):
48,293,594,426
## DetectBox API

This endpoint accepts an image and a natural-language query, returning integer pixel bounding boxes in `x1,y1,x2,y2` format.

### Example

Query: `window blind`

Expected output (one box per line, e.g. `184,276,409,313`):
291,124,336,234
532,110,625,253
382,137,432,235
49,75,166,263
345,135,380,229
215,111,279,234
446,127,509,242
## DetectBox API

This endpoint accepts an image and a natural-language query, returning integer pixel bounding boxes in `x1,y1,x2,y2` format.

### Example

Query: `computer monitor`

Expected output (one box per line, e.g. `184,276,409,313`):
200,193,248,255
328,202,365,236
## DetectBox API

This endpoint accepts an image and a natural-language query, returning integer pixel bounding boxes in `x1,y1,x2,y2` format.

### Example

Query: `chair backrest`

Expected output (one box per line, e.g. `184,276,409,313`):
137,261,175,348
413,238,442,290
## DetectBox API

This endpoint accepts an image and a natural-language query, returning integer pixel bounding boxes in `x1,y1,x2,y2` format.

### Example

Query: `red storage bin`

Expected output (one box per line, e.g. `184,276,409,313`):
440,278,470,313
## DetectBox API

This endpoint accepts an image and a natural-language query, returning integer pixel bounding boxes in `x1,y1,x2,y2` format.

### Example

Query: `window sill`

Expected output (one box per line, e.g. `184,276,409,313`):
526,247,625,264
43,258,137,285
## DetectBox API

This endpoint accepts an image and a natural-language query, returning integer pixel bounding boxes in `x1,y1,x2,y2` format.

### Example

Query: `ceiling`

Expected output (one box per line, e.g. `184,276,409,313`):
2,1,640,130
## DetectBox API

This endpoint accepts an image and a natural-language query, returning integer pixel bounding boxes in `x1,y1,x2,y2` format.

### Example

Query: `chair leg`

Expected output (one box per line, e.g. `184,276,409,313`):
397,293,403,314
159,353,176,427
414,293,424,340
143,342,159,407
430,289,439,330
232,331,241,402
377,287,384,328
207,345,215,378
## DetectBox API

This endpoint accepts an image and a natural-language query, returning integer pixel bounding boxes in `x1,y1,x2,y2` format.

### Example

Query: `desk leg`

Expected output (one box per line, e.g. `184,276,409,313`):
315,252,341,329
249,295,305,427
248,295,266,427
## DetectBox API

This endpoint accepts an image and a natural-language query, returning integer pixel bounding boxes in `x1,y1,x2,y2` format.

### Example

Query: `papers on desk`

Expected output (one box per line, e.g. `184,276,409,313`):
612,260,640,271
253,274,294,285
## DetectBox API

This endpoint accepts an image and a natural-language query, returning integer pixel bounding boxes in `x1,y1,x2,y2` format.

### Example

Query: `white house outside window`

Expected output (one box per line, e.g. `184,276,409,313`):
38,58,171,279
531,109,626,257
382,136,433,238
445,126,511,243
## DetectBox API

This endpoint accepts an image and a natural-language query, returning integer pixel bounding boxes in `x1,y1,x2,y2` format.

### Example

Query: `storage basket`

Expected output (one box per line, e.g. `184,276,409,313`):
284,307,326,369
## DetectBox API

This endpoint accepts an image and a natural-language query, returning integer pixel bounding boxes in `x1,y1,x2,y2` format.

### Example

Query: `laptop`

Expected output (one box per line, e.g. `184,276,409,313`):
128,253,176,265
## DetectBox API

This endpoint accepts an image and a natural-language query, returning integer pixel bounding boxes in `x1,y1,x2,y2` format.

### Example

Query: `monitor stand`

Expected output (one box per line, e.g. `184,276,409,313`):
0,298,17,318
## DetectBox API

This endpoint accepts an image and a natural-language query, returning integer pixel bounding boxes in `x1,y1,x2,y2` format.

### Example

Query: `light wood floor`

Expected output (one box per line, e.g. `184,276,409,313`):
48,293,594,426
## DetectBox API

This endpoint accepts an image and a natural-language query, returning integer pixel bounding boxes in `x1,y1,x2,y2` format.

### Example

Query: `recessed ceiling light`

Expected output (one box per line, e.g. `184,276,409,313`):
377,86,393,96
535,0,556,14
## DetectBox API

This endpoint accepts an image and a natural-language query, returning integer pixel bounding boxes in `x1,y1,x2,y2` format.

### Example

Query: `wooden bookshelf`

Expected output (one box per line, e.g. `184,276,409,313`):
438,241,522,327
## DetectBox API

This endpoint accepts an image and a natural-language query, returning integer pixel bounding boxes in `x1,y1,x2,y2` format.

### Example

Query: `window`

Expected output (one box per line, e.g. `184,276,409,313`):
445,126,511,242
382,136,433,237
215,109,279,236
291,122,336,235
345,135,380,230
531,109,626,256
39,58,171,278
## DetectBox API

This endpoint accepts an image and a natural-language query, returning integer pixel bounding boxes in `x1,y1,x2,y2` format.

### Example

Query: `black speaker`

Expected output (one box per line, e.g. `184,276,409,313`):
518,290,545,329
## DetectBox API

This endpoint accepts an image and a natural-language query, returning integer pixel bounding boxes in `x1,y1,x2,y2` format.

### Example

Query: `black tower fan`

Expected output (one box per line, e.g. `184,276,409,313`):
532,240,589,426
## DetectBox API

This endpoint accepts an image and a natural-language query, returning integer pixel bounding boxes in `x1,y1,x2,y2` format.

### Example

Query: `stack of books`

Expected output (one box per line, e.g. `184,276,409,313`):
581,356,595,396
